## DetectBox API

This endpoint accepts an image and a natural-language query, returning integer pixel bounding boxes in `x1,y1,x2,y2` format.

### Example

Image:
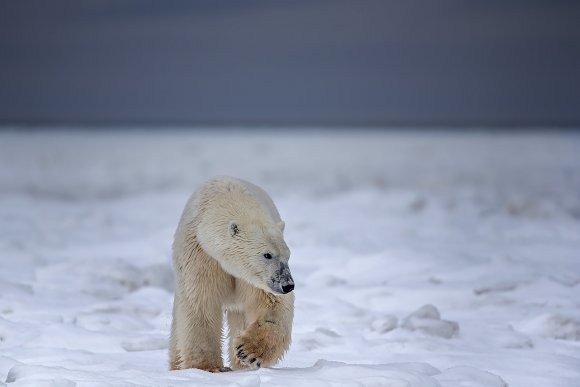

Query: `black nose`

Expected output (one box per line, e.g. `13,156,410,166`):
281,283,294,294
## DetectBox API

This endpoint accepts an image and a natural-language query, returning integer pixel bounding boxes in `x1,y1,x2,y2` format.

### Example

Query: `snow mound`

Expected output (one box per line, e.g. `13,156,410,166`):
435,366,508,387
6,365,84,386
516,314,580,341
121,337,168,352
402,305,459,339
495,327,534,349
473,281,519,295
276,360,442,387
371,315,399,334
549,272,580,287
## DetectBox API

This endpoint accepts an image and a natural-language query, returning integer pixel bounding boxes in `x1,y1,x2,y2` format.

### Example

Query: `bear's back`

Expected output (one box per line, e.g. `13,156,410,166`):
234,178,281,223
198,176,281,223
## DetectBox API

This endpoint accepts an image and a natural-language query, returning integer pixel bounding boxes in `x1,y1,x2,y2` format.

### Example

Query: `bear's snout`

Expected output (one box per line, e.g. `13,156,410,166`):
268,262,294,295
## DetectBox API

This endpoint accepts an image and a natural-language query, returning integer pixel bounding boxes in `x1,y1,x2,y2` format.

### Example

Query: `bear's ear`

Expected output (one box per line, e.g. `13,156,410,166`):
229,221,240,237
277,221,285,233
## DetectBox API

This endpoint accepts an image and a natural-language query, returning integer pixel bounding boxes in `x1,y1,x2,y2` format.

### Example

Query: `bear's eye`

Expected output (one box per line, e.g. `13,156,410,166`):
263,253,273,260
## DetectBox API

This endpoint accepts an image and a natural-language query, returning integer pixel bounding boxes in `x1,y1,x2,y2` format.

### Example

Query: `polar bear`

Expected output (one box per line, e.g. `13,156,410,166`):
169,176,294,372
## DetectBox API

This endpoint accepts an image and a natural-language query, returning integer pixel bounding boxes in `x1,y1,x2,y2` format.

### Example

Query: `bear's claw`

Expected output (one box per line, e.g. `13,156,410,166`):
234,343,262,369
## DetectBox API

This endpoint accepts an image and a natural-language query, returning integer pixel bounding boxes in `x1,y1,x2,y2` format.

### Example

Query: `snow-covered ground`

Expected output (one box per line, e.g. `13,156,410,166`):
1,129,579,387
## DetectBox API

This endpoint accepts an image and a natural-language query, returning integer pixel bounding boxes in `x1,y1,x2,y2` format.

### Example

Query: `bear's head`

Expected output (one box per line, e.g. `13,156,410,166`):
198,214,294,295
227,219,294,295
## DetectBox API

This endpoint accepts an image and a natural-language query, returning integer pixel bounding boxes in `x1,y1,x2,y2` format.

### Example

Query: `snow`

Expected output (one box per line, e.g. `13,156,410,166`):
1,129,580,387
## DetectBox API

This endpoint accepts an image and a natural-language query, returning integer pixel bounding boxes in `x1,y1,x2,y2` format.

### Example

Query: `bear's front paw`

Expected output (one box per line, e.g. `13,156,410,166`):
233,321,287,369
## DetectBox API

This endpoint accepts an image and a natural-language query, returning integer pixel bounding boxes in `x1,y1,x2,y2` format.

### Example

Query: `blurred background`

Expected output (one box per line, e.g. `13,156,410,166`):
1,0,580,128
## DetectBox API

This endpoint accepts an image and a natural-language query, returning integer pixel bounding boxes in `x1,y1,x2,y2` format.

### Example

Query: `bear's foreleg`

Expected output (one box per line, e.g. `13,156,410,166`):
172,293,230,372
232,292,294,369
171,233,235,372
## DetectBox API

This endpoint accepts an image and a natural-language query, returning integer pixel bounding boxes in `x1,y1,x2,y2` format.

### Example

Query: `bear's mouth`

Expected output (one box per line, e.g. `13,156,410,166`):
267,263,295,294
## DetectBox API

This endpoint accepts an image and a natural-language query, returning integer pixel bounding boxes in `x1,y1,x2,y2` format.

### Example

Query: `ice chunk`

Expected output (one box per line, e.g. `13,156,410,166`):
402,304,459,338
516,314,580,341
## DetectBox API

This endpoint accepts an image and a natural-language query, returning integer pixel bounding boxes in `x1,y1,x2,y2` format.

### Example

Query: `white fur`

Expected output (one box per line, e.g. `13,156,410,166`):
169,176,294,372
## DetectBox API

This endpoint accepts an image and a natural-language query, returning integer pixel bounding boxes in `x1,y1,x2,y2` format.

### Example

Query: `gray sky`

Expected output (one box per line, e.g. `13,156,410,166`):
1,0,579,127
